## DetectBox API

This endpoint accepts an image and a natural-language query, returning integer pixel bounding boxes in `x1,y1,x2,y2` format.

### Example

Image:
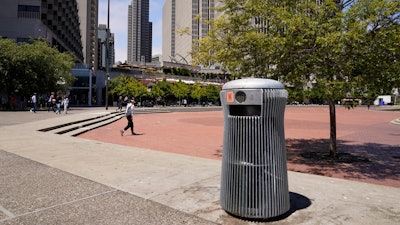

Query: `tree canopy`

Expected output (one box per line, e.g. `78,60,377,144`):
190,82,207,103
108,75,221,106
192,0,400,157
109,74,148,98
171,80,191,103
0,38,76,97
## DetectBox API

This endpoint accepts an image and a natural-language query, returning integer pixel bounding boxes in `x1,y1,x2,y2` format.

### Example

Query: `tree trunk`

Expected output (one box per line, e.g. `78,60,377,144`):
328,99,337,158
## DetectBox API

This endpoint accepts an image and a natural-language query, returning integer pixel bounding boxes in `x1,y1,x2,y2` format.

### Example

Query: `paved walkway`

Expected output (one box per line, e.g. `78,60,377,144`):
0,106,399,224
80,106,400,187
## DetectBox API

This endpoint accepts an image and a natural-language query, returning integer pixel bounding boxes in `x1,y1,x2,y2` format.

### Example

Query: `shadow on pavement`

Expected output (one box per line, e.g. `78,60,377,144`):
224,192,311,223
286,138,400,184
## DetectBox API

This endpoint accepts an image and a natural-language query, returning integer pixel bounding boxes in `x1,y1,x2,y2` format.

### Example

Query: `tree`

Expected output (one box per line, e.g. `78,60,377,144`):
109,74,147,99
192,0,400,158
346,0,400,100
171,80,190,104
150,78,172,105
0,38,76,97
0,38,16,93
190,82,207,104
205,84,222,103
148,85,164,105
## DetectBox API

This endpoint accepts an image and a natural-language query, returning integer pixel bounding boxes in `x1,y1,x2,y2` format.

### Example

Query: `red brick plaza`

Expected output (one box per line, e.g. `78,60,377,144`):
79,106,400,188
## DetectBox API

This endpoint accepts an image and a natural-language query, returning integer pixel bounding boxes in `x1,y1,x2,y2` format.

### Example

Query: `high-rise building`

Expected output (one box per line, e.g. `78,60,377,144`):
0,0,84,63
162,0,221,64
77,0,98,70
97,24,115,70
127,0,152,64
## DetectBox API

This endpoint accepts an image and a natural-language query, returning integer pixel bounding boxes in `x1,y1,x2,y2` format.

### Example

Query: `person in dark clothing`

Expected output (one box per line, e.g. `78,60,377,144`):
116,95,123,112
47,92,55,112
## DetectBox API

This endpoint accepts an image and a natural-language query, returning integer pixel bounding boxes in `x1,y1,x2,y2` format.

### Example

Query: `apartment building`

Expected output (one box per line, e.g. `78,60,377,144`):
0,0,84,63
77,0,98,70
162,0,222,65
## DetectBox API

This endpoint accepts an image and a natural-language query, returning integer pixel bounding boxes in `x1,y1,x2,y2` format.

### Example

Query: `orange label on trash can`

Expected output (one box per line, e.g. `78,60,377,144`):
226,91,234,103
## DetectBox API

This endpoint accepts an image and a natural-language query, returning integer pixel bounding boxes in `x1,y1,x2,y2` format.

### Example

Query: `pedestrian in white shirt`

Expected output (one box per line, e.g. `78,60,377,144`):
120,98,138,136
62,96,69,114
30,93,37,113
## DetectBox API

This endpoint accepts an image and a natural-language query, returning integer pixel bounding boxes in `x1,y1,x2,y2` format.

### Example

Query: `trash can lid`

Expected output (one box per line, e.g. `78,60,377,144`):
222,78,284,90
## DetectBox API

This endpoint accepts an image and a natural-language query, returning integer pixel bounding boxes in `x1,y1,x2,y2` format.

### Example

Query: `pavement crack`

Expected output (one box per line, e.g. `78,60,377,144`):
0,205,16,220
0,189,118,222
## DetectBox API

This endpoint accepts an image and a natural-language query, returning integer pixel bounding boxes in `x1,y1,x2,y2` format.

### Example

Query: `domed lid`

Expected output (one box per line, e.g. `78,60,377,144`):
222,78,284,90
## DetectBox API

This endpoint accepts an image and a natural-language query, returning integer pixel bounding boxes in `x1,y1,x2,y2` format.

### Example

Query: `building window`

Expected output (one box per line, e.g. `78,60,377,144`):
18,5,40,12
18,5,40,19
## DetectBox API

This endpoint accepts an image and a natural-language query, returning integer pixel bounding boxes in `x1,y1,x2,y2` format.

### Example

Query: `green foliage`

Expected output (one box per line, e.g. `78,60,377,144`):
109,74,147,98
0,38,76,96
192,0,400,102
190,82,206,101
109,75,221,105
153,78,172,98
345,0,400,98
288,86,306,104
148,85,164,99
0,38,17,93
191,0,400,158
205,84,222,101
171,80,190,101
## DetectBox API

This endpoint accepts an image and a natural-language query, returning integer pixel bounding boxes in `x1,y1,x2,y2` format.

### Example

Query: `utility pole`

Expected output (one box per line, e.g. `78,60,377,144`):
105,0,110,110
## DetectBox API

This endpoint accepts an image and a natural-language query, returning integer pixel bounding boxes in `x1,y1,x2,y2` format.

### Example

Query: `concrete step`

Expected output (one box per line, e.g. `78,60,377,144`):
35,107,221,137
68,114,124,136
391,118,400,125
37,111,124,136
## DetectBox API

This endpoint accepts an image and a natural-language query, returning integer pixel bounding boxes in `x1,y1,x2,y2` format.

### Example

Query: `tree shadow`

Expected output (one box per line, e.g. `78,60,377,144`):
286,138,400,182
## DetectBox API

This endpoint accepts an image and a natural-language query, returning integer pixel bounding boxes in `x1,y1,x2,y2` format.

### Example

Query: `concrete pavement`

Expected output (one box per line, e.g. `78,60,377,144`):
0,107,399,224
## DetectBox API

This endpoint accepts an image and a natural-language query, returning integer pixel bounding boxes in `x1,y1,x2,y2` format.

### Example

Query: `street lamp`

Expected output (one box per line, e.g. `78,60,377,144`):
89,67,93,106
105,0,110,110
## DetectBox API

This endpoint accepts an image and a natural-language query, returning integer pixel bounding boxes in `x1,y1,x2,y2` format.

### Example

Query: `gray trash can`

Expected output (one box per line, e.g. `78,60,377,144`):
219,78,290,219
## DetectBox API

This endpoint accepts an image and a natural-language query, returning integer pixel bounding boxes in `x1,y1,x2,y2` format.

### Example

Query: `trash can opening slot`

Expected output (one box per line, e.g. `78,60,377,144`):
229,105,261,116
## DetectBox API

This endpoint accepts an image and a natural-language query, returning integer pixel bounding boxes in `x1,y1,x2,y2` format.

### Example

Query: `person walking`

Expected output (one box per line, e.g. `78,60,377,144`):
30,93,37,113
55,94,62,114
47,92,55,112
62,95,69,114
120,98,138,136
1,96,7,110
116,95,123,112
9,96,16,110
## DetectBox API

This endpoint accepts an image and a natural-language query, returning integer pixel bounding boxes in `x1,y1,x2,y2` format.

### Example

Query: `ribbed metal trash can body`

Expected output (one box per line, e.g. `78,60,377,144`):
220,78,290,219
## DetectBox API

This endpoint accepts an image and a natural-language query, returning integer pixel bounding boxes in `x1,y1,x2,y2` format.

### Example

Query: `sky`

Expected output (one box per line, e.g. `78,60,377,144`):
98,0,165,63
